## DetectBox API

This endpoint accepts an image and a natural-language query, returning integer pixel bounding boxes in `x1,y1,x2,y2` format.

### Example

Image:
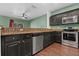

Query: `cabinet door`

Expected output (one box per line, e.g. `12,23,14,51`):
50,15,62,25
54,32,62,43
43,33,48,48
1,36,5,56
77,10,79,16
5,43,20,56
68,10,79,16
50,16,56,25
21,38,32,56
50,32,55,43
43,33,51,48
56,16,62,25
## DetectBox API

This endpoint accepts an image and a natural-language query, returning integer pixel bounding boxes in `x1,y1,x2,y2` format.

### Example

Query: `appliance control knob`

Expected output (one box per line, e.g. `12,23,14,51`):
22,40,25,43
17,41,20,44
13,37,15,40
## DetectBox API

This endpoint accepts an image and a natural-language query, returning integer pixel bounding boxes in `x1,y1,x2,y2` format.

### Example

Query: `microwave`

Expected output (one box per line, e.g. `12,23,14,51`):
62,15,78,24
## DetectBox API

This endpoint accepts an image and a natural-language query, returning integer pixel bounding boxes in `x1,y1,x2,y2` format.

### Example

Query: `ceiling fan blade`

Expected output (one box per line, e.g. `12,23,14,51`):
22,13,25,17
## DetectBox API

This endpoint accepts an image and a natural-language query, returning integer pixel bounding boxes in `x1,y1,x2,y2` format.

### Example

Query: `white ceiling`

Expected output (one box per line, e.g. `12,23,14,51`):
0,3,73,20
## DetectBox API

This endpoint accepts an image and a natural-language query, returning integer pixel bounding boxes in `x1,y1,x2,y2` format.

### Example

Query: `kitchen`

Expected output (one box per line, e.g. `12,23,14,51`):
0,3,79,56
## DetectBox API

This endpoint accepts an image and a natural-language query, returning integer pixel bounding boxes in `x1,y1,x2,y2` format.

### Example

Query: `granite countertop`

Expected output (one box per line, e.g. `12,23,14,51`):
1,28,63,36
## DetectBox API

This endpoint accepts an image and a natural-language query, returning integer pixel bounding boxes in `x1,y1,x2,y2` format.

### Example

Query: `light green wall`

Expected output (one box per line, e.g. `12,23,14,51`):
51,3,79,15
30,15,47,28
51,24,79,29
0,16,30,28
13,18,30,28
51,3,79,29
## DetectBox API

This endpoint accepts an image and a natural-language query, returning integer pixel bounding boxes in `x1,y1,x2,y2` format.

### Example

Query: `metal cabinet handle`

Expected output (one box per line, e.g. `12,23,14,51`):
17,41,21,44
22,40,25,43
13,37,15,40
8,44,17,47
6,41,18,46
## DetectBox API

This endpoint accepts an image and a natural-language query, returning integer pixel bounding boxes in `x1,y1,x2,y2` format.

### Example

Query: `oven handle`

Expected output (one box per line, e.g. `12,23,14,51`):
8,43,17,47
62,32,78,34
5,41,21,46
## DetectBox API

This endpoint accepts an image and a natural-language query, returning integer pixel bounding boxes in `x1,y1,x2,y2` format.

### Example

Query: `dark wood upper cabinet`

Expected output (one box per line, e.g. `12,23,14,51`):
50,15,62,25
68,9,79,16
50,16,55,25
50,9,79,26
56,16,62,25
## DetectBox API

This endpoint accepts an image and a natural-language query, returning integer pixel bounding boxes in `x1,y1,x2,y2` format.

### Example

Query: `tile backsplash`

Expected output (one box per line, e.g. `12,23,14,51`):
51,23,79,29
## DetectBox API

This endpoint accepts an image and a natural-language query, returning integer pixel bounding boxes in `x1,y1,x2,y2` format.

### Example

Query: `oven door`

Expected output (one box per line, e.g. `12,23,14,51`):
62,32,78,43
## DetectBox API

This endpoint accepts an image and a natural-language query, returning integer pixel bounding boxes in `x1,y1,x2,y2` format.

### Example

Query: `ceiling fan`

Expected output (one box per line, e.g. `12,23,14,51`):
20,5,37,19
22,12,28,19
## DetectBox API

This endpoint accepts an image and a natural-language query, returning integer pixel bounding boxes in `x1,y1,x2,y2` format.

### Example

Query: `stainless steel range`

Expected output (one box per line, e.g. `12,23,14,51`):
62,28,78,48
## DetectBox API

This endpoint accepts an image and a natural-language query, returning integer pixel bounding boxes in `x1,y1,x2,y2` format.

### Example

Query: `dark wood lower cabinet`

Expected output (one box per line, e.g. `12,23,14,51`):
21,38,32,56
50,32,55,43
43,32,50,48
53,32,62,43
1,34,32,56
1,32,61,56
43,32,54,48
5,42,20,56
43,32,61,44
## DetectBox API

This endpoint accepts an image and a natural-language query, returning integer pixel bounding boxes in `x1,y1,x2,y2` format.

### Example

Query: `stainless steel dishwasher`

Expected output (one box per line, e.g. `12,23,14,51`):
32,33,43,54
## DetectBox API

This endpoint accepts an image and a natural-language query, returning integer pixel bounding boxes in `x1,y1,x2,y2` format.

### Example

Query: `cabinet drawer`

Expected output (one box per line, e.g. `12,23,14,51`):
4,35,20,43
23,34,32,39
